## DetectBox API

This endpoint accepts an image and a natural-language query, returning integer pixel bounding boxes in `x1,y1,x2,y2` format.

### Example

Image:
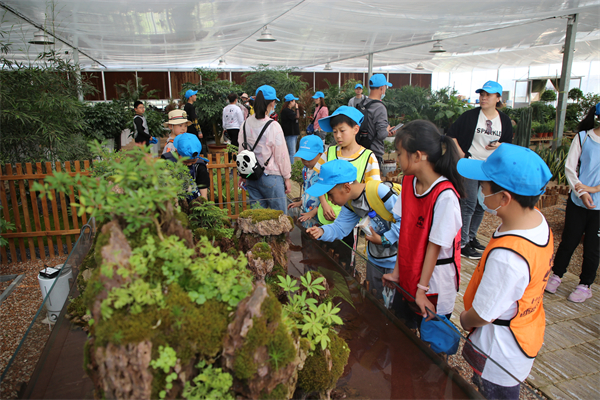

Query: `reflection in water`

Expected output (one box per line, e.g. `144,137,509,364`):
287,225,478,399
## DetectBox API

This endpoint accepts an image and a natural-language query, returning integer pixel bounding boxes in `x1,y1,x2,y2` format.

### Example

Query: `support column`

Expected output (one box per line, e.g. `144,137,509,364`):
554,14,578,151
367,53,373,88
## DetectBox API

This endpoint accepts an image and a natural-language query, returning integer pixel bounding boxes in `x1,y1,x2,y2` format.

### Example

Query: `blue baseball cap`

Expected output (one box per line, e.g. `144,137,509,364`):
184,89,198,99
312,91,324,99
595,103,600,116
475,81,502,96
355,83,363,89
369,74,392,88
256,85,279,101
294,135,324,160
284,93,299,102
174,133,203,158
317,105,365,133
457,143,551,196
306,159,357,198
420,315,461,355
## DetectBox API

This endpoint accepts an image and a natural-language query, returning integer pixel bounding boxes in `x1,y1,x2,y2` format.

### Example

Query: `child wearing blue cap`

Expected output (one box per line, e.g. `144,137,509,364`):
280,94,301,165
306,159,400,298
547,103,600,303
457,143,553,399
313,106,380,227
288,135,324,228
382,120,464,328
183,89,202,142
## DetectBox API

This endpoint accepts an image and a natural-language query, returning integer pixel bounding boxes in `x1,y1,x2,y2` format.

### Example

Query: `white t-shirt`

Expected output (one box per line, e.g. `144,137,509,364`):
468,110,502,161
469,211,549,386
223,104,244,130
392,176,462,315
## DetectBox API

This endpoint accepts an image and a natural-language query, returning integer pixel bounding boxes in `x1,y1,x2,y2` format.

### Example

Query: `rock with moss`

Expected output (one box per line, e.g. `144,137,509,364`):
246,242,275,281
222,282,307,399
238,209,293,236
297,332,350,399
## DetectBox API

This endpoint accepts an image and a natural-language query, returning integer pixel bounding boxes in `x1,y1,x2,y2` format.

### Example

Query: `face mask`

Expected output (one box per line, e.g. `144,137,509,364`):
269,108,275,116
381,93,386,100
477,186,503,216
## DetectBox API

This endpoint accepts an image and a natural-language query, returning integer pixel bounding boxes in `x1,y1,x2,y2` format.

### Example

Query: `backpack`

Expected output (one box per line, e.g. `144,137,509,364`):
355,98,383,149
236,120,274,180
365,180,402,222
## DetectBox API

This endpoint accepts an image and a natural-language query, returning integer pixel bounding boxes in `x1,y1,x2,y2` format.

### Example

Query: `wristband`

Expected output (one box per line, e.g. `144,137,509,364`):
417,283,429,292
381,235,391,248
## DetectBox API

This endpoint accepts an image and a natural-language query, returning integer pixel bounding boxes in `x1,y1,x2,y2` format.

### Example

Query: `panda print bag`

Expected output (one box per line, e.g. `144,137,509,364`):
236,119,275,180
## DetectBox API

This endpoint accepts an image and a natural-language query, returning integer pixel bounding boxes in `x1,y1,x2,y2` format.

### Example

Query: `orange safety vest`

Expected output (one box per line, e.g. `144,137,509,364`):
463,229,554,358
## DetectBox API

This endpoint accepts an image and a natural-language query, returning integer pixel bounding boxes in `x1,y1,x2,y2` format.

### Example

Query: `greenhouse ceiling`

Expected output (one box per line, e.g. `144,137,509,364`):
1,0,599,72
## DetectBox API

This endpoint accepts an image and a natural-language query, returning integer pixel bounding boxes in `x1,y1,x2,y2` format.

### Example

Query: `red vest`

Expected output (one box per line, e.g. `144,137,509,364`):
397,175,461,301
463,229,554,358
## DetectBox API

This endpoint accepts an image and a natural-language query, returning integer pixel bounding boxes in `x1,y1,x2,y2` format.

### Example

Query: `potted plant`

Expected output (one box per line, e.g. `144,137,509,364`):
380,139,398,178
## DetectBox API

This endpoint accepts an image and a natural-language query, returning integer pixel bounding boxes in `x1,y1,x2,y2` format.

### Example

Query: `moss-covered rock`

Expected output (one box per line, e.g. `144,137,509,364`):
238,210,293,236
223,283,305,399
297,332,350,397
174,211,190,229
239,209,284,223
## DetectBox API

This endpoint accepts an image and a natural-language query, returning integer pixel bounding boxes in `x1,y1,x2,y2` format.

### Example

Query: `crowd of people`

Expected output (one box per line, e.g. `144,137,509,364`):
131,77,599,400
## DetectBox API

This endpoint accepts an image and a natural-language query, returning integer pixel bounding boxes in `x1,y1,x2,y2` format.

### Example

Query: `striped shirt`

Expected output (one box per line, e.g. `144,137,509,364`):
313,146,380,182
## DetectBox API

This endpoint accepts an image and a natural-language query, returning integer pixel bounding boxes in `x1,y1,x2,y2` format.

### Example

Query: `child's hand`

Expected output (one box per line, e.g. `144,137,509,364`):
321,202,336,221
416,289,436,321
382,270,399,289
299,207,317,222
365,227,382,245
576,182,600,194
288,201,301,210
581,193,596,209
306,226,324,239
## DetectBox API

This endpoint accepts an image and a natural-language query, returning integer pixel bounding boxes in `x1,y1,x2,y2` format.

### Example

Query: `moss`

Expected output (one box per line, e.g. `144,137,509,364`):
251,242,273,261
297,333,350,393
81,267,103,310
234,314,269,380
239,209,283,223
174,211,190,229
83,340,92,374
287,216,294,227
94,284,229,365
260,383,288,400
261,289,282,323
93,231,110,267
267,323,296,372
67,295,87,319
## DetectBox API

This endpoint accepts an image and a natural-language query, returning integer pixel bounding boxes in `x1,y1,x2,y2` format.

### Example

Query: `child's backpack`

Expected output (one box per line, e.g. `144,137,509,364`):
355,98,383,149
236,120,274,180
365,180,402,222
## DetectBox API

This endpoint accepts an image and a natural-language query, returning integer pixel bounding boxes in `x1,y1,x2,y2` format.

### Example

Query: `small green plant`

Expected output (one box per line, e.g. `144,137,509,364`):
150,345,179,399
182,360,234,400
540,90,557,102
291,159,304,186
0,206,15,247
188,198,234,239
277,272,342,351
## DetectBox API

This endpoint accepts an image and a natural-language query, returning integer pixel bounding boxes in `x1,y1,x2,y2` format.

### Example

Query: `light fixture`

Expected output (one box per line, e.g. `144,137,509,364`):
29,29,54,45
324,62,332,71
257,26,276,42
429,40,446,53
415,62,424,70
218,58,226,66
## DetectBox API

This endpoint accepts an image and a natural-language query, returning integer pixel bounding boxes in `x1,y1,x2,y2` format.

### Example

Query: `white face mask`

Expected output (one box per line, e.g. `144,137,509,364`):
477,186,503,216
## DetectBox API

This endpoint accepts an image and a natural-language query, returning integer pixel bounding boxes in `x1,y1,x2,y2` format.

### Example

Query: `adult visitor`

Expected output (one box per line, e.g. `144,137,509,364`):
357,74,393,166
183,89,206,156
545,104,600,303
222,92,244,148
280,93,301,165
237,85,291,213
239,92,250,120
347,83,366,108
447,80,512,260
311,91,329,141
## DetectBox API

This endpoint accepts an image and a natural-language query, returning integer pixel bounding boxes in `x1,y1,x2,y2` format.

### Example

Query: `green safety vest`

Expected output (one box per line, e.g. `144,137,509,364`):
317,146,373,225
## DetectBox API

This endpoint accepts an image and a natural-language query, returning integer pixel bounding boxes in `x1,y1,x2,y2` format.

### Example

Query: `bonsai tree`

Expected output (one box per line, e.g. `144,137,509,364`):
183,69,242,145
540,90,557,103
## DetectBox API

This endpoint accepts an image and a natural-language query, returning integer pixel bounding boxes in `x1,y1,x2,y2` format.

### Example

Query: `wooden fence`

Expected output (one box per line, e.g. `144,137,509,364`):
0,161,91,265
0,153,247,265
